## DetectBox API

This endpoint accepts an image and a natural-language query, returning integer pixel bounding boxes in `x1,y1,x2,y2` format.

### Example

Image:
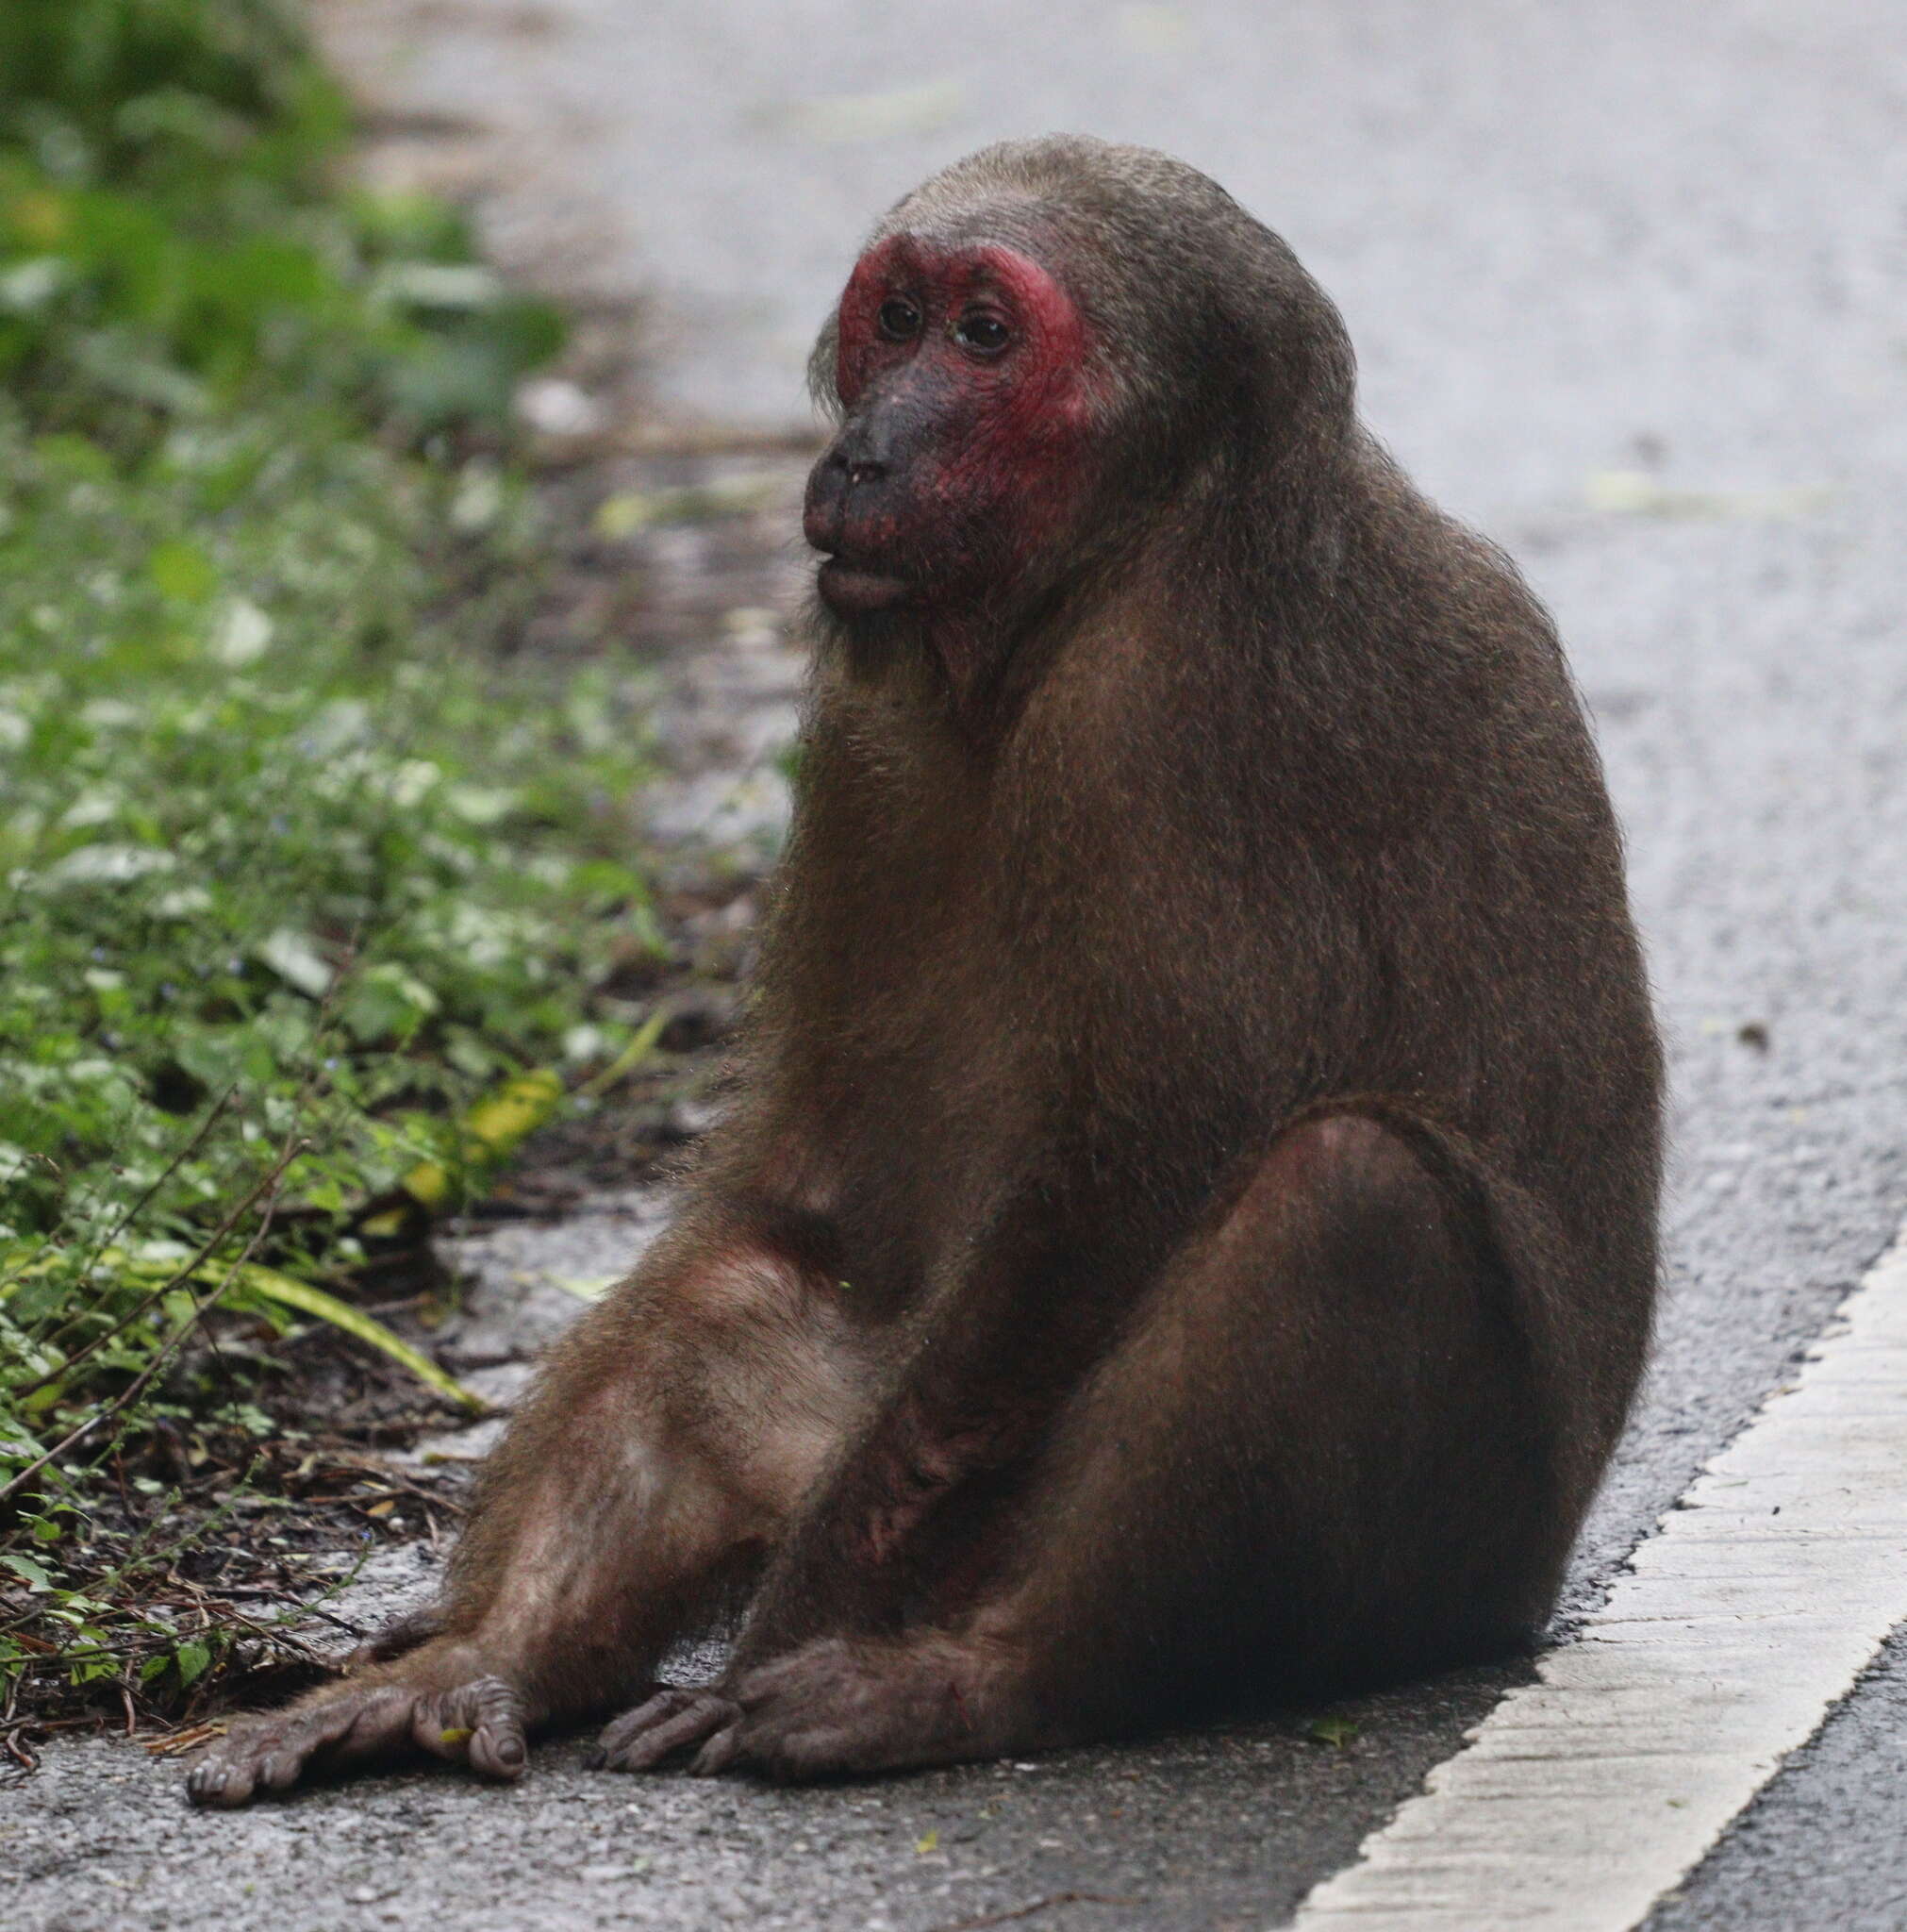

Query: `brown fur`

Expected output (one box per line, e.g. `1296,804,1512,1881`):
189,136,1660,1807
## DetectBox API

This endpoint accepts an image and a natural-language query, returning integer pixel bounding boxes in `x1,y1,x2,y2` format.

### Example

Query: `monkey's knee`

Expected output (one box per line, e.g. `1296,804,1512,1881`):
649,1243,871,1532
1187,1109,1561,1666
1214,1108,1476,1294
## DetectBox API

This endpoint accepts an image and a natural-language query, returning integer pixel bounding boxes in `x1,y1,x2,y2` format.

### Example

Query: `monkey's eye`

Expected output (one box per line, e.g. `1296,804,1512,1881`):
876,297,923,341
954,311,1011,356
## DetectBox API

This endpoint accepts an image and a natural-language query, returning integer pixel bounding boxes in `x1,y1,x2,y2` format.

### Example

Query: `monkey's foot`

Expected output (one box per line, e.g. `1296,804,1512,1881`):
187,1674,527,1809
594,1635,1011,1782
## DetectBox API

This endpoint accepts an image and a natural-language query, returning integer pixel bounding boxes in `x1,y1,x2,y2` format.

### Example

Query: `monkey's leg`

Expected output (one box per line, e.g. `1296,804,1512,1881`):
603,1112,1574,1779
188,1208,870,1807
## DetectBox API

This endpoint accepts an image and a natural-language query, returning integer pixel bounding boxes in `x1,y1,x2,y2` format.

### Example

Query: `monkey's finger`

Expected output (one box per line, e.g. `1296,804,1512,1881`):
589,1687,694,1765
187,1747,260,1809
573,1676,670,1764
595,1691,738,1773
413,1676,528,1781
687,1723,742,1777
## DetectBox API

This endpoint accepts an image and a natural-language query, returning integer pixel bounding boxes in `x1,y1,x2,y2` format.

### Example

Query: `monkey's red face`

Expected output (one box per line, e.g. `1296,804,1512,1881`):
804,235,1098,620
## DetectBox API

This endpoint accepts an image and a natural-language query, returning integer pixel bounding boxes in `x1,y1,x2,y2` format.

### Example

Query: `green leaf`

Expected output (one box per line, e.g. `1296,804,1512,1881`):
253,928,333,998
1,1553,55,1591
147,538,218,603
174,1640,211,1687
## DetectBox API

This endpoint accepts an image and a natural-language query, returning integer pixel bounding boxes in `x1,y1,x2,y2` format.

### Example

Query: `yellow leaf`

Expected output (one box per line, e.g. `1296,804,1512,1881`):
553,1275,619,1303
577,1006,671,1100
239,1267,485,1410
394,1067,564,1218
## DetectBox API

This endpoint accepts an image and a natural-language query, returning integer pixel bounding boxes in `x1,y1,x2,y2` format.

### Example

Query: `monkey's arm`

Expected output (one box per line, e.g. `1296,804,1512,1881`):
588,1178,1124,1774
737,1186,1122,1659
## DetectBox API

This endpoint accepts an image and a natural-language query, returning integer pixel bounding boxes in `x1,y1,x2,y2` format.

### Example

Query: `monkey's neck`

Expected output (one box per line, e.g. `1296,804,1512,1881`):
812,585,1098,753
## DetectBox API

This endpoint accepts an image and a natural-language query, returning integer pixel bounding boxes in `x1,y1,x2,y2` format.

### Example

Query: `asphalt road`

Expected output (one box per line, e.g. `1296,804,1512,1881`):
11,2,1907,1927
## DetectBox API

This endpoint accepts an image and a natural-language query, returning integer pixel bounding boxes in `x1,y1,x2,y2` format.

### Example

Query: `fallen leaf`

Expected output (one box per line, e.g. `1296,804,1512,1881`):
1583,470,1833,520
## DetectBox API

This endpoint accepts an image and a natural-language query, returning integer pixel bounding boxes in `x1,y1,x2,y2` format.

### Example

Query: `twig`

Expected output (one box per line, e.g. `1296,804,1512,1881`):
141,1719,227,1757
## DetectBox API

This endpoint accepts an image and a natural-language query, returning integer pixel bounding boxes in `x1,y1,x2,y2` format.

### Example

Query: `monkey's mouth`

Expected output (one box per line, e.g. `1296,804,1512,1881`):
817,555,913,615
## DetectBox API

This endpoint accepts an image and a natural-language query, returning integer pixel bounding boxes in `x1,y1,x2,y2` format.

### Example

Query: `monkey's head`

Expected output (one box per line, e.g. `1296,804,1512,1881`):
804,136,1357,635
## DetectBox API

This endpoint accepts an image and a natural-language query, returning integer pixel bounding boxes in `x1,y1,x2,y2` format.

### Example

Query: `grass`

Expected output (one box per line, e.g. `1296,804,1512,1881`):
0,0,661,1740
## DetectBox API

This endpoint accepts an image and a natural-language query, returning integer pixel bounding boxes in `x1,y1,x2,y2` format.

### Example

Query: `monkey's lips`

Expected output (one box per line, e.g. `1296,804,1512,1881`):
817,555,914,615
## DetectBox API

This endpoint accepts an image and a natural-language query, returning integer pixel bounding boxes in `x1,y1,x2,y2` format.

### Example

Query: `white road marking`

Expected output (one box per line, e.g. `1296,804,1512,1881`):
1289,1222,1907,1932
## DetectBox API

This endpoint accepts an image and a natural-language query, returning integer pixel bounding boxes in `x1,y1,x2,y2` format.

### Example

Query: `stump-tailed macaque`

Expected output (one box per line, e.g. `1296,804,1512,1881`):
190,136,1661,1807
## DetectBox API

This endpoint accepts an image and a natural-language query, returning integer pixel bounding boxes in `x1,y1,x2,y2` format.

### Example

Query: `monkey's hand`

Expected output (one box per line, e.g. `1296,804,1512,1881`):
593,1634,1005,1782
186,1672,527,1809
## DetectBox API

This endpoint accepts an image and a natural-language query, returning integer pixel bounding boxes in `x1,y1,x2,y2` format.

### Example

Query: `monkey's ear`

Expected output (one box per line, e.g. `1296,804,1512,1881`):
807,315,844,421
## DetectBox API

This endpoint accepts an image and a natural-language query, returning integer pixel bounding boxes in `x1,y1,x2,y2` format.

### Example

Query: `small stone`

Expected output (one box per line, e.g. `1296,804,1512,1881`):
516,377,605,438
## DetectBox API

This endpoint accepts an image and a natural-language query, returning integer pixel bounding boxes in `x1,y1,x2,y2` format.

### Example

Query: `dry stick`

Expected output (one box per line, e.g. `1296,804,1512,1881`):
201,1590,367,1645
0,1143,307,1508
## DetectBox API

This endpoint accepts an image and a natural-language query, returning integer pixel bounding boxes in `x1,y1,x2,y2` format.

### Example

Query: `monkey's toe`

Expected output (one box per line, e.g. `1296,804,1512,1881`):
416,1674,527,1780
185,1707,351,1811
592,1689,740,1773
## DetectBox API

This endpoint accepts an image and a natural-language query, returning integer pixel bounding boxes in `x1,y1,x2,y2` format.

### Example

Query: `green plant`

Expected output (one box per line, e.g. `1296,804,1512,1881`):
0,1,659,1731
0,0,563,447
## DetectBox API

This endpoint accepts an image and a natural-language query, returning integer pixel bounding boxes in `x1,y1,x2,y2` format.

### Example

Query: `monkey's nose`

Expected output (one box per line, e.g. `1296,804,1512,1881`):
822,445,887,491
